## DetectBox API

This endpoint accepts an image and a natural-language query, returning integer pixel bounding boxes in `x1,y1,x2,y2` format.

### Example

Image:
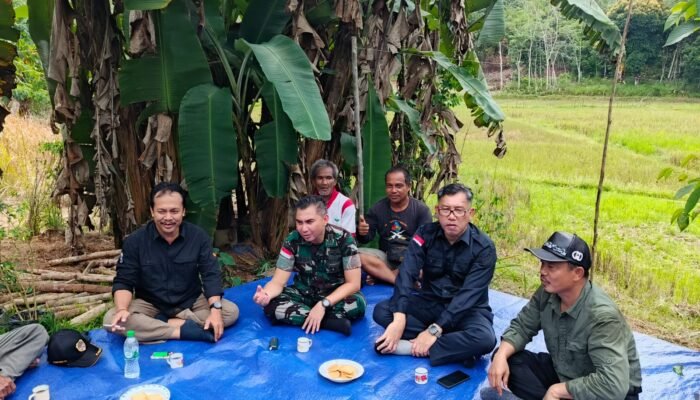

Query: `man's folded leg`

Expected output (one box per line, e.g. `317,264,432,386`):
103,299,174,342
428,312,496,366
190,295,240,327
0,324,49,379
263,287,310,326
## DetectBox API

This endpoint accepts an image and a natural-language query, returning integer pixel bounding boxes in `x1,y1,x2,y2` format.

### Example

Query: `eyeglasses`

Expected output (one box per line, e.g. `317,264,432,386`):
437,207,468,217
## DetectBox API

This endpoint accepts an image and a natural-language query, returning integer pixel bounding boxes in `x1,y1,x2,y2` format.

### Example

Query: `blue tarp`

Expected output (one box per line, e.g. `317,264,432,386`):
10,280,700,399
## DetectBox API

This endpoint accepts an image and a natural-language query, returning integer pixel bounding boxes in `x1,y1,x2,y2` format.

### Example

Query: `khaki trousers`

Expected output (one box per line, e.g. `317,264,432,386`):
103,295,239,342
0,324,49,379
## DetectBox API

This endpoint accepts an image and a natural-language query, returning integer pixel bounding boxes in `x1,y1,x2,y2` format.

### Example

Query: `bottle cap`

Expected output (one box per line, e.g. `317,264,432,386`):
126,330,135,338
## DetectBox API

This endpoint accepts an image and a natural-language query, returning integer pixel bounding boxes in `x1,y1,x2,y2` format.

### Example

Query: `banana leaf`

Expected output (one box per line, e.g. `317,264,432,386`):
178,83,238,236
120,0,212,116
467,0,495,13
26,0,56,102
476,0,504,47
361,79,392,209
549,0,621,54
240,0,290,44
256,82,298,198
386,95,436,154
405,49,504,130
665,21,700,46
0,0,18,42
185,200,218,238
124,0,173,10
0,0,17,132
245,35,331,141
340,132,358,167
306,0,335,26
204,0,227,44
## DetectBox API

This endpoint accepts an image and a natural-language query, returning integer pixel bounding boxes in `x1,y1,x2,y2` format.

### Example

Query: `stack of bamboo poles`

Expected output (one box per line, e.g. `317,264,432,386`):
1,250,119,325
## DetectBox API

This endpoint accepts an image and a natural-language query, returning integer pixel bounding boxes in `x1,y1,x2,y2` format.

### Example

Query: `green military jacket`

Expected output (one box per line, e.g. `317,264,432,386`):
276,224,360,297
502,281,642,400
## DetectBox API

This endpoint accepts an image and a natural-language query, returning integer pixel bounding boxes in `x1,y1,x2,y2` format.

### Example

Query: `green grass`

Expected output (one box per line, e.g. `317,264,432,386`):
452,96,700,348
504,77,700,98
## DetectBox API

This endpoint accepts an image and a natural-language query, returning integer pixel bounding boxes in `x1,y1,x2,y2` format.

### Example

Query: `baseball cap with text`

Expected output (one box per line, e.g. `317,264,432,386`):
525,231,592,270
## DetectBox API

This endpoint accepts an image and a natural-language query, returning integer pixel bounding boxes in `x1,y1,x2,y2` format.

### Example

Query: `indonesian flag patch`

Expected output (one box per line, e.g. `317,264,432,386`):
280,247,294,259
412,234,425,247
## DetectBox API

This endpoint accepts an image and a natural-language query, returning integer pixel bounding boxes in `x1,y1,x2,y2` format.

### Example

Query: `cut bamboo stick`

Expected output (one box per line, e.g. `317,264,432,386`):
92,267,116,276
46,292,111,307
83,259,118,275
27,282,111,294
55,308,90,319
48,250,121,266
1,293,73,308
70,303,108,325
38,271,114,283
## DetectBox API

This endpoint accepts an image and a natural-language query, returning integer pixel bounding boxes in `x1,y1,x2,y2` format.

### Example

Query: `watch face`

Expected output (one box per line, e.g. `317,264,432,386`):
212,301,222,309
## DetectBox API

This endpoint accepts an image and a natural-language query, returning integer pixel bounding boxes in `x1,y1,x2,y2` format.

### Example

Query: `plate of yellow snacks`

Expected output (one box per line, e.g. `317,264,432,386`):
319,359,364,383
119,384,171,400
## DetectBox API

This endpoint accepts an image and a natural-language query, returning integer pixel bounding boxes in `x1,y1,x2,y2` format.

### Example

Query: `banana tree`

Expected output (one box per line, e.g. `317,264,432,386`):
664,1,699,230
0,0,19,131
7,0,621,257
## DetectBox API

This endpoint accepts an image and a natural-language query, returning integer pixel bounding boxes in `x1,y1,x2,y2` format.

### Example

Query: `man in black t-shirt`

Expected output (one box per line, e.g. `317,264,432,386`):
357,166,432,284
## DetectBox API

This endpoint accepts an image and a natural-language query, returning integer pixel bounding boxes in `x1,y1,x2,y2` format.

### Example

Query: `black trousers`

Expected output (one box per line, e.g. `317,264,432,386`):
506,350,640,400
373,297,495,366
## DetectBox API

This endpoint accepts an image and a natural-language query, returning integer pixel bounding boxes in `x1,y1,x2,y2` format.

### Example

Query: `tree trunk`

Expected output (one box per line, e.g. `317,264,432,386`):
498,41,504,90
528,41,533,88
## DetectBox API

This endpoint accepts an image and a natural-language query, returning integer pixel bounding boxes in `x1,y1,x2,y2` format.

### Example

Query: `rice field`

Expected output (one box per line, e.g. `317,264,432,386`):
451,96,700,348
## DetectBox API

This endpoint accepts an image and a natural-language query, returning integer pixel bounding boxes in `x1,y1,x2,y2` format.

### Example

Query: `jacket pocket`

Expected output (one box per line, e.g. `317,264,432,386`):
424,256,445,278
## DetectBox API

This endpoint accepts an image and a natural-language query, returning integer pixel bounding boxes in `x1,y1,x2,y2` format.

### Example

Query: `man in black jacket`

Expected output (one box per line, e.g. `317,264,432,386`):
104,182,238,342
373,183,497,366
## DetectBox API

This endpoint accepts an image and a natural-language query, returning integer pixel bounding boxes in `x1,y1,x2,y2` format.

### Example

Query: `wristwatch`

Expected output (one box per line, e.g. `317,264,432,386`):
321,297,332,309
209,301,222,310
427,323,442,338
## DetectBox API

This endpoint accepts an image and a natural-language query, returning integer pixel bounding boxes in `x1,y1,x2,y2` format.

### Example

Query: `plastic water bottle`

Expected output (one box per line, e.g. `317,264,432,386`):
123,330,140,379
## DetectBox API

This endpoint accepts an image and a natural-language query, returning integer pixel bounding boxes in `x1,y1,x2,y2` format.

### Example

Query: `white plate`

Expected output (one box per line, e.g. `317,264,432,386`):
319,359,364,383
119,384,171,400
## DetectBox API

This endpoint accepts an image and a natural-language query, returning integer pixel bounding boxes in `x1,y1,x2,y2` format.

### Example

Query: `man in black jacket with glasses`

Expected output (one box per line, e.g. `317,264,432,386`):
373,183,497,366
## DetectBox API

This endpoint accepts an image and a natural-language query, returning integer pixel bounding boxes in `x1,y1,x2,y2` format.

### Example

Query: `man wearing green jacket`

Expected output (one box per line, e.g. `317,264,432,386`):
484,231,642,400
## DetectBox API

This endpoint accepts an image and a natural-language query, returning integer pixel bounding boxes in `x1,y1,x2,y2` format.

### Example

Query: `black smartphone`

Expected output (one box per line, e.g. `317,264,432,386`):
437,370,470,389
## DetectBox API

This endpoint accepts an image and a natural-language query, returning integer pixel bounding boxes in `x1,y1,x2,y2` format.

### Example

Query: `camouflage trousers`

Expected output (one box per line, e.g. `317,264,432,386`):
264,286,366,326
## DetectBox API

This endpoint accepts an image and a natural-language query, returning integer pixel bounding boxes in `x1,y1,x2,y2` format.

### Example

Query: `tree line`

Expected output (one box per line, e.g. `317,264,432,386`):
480,0,699,91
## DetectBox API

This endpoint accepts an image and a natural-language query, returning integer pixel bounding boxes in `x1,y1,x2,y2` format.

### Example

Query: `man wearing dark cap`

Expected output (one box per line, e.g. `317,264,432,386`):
484,232,642,400
0,324,48,399
104,182,239,343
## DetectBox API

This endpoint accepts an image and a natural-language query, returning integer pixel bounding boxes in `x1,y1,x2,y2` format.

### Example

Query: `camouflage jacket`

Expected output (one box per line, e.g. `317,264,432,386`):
276,224,360,297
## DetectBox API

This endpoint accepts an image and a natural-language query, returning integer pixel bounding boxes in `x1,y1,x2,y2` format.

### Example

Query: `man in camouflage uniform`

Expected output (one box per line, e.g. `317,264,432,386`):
252,196,365,336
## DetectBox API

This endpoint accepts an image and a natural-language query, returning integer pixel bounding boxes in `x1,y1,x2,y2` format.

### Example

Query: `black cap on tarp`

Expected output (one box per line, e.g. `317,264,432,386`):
47,329,102,367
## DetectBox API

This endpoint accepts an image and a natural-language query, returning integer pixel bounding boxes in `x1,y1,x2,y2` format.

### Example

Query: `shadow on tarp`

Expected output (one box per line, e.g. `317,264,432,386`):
10,280,700,399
